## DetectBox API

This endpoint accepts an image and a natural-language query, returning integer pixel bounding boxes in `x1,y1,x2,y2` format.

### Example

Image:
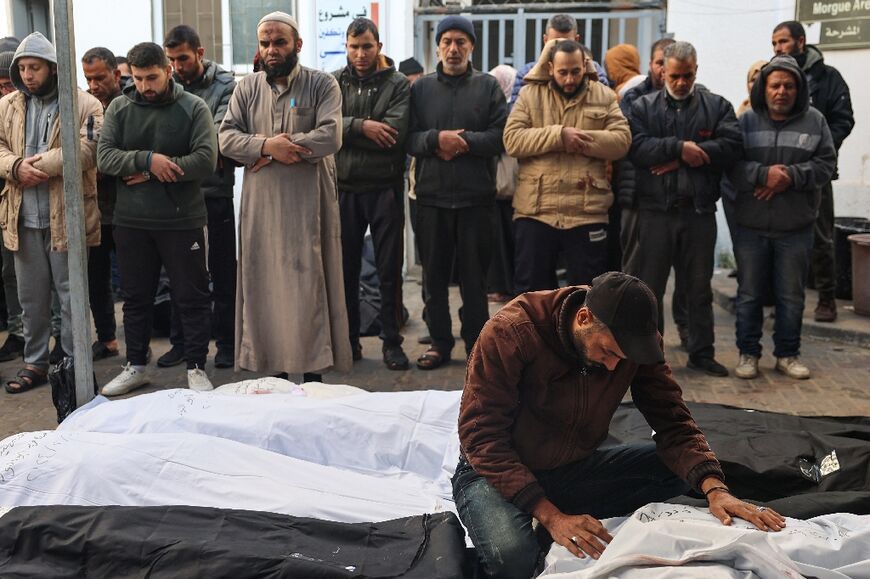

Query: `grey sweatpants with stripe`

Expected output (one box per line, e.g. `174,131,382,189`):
14,227,73,370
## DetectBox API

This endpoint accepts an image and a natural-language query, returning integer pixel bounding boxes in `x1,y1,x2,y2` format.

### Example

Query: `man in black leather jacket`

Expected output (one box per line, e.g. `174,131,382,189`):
627,41,741,378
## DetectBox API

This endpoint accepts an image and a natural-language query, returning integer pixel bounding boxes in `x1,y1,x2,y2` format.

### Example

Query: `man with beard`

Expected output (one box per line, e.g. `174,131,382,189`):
81,47,123,362
504,39,630,294
453,272,786,578
219,12,352,382
161,25,237,370
728,56,836,380
97,42,217,395
0,33,102,393
509,14,609,108
627,41,741,378
333,18,410,370
616,38,694,349
772,21,854,323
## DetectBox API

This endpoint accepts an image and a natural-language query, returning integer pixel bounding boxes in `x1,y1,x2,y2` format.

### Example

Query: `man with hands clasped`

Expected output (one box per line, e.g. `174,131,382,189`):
504,39,630,294
626,41,742,379
728,56,836,380
97,42,218,395
453,271,785,579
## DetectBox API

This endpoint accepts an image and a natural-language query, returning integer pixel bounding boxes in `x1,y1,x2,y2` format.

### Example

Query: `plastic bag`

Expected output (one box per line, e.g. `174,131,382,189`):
49,357,99,424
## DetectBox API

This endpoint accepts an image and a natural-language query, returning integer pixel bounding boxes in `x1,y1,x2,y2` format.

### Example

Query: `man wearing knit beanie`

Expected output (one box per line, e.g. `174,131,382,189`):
407,15,507,369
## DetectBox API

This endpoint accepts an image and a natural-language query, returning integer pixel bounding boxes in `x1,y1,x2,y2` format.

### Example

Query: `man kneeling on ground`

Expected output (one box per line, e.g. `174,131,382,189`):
453,272,785,578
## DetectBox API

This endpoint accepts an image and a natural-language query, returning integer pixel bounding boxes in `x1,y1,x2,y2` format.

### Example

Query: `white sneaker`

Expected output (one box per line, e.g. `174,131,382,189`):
735,354,759,379
187,367,214,391
775,356,811,380
102,363,150,396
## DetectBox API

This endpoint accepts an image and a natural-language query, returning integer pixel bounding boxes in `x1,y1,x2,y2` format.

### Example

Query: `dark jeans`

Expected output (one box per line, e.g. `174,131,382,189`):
452,443,689,579
340,187,405,348
169,197,237,352
115,226,211,369
811,181,835,301
88,224,117,343
514,218,609,294
628,209,717,358
416,204,492,356
733,224,813,358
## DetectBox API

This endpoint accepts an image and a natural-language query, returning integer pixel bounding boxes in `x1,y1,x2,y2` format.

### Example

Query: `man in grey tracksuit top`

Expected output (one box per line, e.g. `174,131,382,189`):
728,55,836,381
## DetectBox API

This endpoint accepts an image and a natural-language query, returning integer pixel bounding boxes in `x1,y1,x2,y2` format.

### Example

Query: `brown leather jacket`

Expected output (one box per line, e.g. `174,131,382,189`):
459,286,724,513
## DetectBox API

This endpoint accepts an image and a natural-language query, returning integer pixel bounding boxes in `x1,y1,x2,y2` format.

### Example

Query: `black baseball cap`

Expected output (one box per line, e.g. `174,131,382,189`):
586,272,663,365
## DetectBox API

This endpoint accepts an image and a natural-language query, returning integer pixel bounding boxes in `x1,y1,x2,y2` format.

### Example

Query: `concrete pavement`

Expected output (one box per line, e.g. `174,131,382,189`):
1,266,868,440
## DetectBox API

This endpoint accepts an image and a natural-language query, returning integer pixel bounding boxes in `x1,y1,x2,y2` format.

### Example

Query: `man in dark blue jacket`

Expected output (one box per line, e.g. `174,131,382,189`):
407,15,507,369
728,56,835,381
772,21,854,323
627,41,741,378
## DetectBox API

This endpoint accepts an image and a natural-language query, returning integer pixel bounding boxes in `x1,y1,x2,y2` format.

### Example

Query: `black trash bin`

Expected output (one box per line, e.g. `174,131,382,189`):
834,217,870,300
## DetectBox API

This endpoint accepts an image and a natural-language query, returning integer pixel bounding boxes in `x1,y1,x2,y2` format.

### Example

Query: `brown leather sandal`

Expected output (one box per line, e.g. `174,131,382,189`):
5,365,48,394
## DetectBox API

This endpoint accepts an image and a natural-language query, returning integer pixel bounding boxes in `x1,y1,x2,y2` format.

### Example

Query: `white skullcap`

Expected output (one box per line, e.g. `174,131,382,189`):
257,11,299,33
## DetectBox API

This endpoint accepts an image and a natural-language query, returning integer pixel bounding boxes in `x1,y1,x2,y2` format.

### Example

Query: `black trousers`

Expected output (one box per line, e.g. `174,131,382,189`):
513,218,609,293
628,208,717,359
115,226,211,369
416,204,492,356
88,224,117,343
487,199,515,296
169,197,237,352
811,181,835,301
340,187,405,348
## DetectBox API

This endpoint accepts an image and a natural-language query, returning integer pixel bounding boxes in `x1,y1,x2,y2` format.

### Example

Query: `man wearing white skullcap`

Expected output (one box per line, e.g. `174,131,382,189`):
219,12,352,381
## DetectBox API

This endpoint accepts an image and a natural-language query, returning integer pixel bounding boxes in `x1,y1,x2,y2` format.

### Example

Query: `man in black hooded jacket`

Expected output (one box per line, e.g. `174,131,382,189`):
772,21,854,323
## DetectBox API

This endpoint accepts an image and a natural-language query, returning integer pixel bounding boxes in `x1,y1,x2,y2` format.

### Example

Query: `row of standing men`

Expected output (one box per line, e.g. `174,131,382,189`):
0,11,853,395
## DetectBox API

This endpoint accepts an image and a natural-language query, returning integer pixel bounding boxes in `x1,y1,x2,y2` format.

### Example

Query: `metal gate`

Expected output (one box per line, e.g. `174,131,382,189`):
414,6,666,74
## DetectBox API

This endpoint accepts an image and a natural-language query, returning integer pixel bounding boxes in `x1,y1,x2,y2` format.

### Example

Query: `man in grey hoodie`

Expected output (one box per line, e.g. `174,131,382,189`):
728,55,836,381
0,33,102,392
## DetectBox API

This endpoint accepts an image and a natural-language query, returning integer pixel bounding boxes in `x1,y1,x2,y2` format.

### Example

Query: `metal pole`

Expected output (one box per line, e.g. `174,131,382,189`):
52,0,95,406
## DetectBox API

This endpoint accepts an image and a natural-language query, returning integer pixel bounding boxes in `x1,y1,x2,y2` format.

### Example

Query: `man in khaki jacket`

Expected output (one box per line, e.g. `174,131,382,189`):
0,33,102,393
505,39,630,293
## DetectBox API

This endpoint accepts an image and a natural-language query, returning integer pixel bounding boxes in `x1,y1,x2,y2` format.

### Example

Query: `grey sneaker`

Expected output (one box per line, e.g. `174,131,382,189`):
102,363,150,396
735,354,759,379
187,367,214,391
775,356,810,380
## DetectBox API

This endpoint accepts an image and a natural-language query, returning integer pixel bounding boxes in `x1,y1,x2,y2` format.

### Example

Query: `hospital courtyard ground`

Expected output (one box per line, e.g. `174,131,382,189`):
0,267,868,439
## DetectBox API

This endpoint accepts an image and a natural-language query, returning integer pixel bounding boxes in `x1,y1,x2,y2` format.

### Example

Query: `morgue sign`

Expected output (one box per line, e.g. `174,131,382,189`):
797,0,870,49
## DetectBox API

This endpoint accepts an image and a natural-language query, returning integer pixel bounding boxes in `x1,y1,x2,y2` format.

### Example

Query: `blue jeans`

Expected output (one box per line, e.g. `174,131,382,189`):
733,224,813,358
452,443,689,579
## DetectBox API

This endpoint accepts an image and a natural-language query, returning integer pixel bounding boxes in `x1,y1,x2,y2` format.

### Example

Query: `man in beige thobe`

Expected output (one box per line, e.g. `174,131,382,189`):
219,12,351,380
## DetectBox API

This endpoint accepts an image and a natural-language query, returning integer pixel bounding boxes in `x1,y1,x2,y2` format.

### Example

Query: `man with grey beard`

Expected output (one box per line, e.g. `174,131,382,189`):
626,41,741,378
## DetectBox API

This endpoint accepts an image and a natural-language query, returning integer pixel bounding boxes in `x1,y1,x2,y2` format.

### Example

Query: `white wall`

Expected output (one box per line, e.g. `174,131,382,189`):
71,0,154,89
295,1,416,69
668,0,870,224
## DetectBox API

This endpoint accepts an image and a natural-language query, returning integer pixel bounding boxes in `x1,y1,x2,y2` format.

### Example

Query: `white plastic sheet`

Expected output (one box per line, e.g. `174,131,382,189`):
539,503,870,578
0,430,452,524
59,388,462,499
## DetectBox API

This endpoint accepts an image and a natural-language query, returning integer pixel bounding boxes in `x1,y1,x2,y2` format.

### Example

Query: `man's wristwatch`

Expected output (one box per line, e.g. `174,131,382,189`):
142,171,150,180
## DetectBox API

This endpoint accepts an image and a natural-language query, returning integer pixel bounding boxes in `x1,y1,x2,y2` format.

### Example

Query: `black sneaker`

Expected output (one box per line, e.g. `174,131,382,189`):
92,340,120,361
157,344,186,368
49,339,66,365
687,356,729,377
0,334,25,362
383,345,409,371
214,347,234,369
